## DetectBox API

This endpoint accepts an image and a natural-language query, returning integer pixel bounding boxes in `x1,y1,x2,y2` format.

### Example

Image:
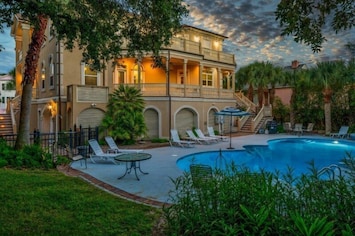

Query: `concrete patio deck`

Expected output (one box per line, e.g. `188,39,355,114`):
69,133,320,207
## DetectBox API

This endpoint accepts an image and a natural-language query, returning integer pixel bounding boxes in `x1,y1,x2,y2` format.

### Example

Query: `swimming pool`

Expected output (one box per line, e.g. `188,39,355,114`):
176,138,355,177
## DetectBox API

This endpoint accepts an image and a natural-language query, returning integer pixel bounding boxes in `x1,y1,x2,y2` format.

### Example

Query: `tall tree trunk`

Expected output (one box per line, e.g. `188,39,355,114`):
324,103,331,134
15,15,48,150
323,87,332,135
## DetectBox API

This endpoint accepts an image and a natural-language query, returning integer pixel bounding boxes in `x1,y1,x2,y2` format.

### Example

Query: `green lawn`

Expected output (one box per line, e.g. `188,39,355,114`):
0,169,161,235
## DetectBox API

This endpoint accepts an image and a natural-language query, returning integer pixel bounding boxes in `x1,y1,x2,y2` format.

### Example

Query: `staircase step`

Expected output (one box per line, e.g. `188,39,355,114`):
0,114,13,135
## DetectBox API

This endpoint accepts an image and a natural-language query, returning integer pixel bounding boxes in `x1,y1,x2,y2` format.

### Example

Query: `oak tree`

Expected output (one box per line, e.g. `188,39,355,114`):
0,0,188,149
275,0,354,52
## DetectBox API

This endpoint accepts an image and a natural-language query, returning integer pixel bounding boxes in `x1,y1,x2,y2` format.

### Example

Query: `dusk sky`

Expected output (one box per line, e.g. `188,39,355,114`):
0,0,354,74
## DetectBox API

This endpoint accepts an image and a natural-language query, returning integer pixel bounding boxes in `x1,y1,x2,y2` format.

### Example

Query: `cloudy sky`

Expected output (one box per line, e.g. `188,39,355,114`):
0,0,354,74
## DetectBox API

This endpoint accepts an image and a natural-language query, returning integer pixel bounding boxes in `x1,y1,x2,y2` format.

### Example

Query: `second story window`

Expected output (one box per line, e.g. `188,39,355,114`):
202,37,211,49
84,65,98,85
41,62,45,90
49,55,54,88
114,65,126,84
202,69,213,87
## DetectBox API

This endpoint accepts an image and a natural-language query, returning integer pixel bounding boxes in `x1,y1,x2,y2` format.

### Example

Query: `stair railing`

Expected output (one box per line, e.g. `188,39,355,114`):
235,91,256,113
251,105,272,132
317,164,343,180
237,106,253,130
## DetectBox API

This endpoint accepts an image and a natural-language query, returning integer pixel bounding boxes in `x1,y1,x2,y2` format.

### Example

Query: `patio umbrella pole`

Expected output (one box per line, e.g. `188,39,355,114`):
227,114,234,149
215,107,251,150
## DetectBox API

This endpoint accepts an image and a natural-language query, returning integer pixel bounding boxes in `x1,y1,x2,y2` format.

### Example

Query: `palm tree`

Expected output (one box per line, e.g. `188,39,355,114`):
101,85,147,144
235,65,255,101
312,61,348,134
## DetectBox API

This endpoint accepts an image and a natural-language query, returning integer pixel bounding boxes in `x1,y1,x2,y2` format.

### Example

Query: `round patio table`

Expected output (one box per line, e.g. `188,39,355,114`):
115,153,151,180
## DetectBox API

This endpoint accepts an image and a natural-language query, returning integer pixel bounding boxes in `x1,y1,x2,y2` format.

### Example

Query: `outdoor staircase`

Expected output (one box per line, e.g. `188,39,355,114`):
253,116,272,133
239,116,254,133
0,113,13,136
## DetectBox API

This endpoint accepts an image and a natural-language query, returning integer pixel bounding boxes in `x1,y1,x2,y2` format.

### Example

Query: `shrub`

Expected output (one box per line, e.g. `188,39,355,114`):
0,139,56,169
163,160,355,235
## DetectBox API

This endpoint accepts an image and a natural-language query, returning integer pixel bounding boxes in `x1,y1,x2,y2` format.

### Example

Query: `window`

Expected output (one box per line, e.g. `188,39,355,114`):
202,69,213,87
49,55,54,88
1,84,4,90
114,65,126,84
41,62,45,90
202,37,211,49
85,65,98,85
131,64,145,84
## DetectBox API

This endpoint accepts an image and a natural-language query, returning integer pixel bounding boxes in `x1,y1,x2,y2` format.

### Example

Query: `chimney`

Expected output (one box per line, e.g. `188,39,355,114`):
291,60,299,69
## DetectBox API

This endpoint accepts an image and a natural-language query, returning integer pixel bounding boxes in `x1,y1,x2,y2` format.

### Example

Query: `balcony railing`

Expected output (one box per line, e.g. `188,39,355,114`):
67,85,109,103
167,37,235,65
114,83,235,99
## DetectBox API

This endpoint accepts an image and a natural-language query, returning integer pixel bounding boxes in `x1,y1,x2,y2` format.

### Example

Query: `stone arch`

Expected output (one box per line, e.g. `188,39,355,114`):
77,108,105,128
144,107,160,139
174,107,198,136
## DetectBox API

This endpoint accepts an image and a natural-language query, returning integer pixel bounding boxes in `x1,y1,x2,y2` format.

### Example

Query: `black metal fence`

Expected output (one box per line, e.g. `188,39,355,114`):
0,126,106,157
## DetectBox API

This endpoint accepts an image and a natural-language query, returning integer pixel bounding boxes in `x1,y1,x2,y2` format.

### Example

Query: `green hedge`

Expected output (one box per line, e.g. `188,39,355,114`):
163,160,355,235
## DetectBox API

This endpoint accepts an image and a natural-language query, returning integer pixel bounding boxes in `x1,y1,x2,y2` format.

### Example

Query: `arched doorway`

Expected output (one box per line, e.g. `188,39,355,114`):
77,108,105,128
144,108,159,139
175,108,197,135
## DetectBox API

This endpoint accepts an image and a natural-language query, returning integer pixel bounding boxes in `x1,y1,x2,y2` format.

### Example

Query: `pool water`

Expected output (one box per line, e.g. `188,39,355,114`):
176,138,355,177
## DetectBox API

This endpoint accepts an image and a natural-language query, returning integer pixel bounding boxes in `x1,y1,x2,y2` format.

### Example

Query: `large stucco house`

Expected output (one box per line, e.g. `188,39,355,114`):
10,16,242,139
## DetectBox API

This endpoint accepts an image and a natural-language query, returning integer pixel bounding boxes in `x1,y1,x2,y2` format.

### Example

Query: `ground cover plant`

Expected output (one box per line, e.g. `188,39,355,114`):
163,159,355,235
0,169,161,235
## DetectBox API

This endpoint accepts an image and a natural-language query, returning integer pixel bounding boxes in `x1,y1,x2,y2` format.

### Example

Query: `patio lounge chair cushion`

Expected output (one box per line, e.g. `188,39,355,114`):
105,136,143,153
170,129,195,148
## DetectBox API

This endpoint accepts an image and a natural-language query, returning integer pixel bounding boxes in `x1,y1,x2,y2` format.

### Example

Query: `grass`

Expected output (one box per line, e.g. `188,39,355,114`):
0,169,161,235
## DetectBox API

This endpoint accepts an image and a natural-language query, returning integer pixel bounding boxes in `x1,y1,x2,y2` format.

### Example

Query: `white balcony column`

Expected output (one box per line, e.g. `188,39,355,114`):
231,72,235,92
217,67,221,98
137,57,142,89
166,55,170,96
199,63,203,96
183,59,188,97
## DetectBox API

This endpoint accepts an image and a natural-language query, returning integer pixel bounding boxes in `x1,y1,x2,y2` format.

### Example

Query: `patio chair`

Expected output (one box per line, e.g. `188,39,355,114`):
105,136,143,153
65,144,87,171
195,129,219,143
88,139,123,164
186,130,212,144
207,126,228,141
190,164,213,188
169,129,195,148
293,123,303,136
303,123,314,134
283,122,292,133
330,126,349,139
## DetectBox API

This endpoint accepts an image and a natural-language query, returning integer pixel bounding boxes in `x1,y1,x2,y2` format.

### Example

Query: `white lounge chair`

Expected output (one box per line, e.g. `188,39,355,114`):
105,136,143,153
186,130,212,144
195,129,219,143
88,139,123,164
303,123,314,134
207,126,228,141
170,129,195,148
330,126,349,139
293,123,303,136
283,122,292,133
